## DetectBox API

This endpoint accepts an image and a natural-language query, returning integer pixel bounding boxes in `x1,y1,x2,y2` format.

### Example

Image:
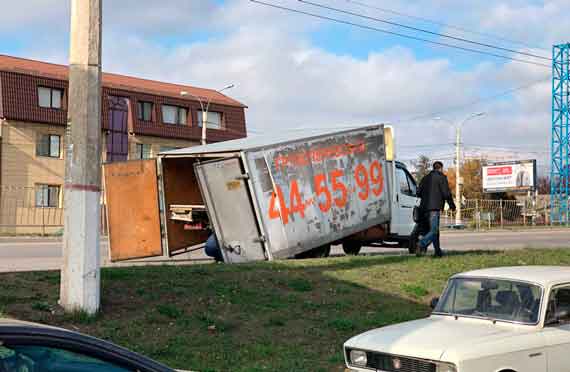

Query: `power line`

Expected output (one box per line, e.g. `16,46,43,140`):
299,0,551,61
250,1,551,68
344,0,548,52
465,146,549,154
465,143,548,149
399,143,455,148
399,77,549,124
249,78,548,137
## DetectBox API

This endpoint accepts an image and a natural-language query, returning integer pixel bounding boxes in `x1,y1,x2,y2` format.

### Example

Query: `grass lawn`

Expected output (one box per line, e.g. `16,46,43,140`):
1,248,570,371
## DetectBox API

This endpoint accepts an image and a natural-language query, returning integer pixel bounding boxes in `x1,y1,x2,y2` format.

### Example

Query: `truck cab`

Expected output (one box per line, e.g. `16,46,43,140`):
340,160,419,256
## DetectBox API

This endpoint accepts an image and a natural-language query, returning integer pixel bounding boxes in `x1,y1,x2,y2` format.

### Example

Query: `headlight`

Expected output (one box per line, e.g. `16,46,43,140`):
435,361,457,372
349,349,367,366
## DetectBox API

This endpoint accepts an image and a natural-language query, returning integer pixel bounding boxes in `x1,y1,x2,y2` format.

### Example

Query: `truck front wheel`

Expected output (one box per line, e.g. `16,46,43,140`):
342,241,362,256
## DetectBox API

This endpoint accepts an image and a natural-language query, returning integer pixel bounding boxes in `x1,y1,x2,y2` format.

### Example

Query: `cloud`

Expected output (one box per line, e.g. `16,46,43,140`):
482,0,570,46
103,1,219,36
100,29,477,126
0,1,215,34
0,0,561,174
0,1,68,30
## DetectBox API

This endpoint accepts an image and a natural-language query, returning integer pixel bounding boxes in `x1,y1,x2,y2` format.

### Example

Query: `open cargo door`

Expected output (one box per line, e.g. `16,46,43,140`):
195,157,266,263
103,160,163,262
160,157,210,256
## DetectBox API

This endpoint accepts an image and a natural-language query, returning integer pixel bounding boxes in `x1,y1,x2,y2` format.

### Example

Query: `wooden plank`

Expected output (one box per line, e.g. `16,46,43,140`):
170,204,206,210
103,160,162,261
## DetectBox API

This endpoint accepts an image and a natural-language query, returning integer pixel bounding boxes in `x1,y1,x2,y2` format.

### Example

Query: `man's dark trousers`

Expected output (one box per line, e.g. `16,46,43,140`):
419,211,442,257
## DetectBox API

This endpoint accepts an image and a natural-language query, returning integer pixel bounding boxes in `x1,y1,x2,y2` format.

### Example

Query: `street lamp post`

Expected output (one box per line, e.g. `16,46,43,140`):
434,112,485,226
455,124,461,225
181,84,235,146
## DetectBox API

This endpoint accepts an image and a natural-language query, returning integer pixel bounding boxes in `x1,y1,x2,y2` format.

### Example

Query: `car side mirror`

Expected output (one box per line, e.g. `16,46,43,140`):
430,297,439,310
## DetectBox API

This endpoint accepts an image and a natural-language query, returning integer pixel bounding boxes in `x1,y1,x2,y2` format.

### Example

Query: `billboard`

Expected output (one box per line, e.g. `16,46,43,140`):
482,160,537,193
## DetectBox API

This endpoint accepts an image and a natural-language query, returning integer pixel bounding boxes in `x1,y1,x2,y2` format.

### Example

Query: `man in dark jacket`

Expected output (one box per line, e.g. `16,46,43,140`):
205,233,224,262
416,161,456,257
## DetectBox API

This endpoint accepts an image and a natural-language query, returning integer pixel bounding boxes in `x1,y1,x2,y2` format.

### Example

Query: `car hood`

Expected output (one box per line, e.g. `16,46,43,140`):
345,315,525,362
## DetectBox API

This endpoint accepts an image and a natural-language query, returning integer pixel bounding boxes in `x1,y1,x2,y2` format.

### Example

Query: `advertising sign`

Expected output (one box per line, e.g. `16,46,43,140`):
482,160,537,193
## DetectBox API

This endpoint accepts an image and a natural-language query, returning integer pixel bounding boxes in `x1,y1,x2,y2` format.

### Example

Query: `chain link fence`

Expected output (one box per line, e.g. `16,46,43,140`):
0,187,107,235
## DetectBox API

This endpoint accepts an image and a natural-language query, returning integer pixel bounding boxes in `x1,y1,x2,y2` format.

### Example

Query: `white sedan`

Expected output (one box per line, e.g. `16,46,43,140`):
344,266,570,372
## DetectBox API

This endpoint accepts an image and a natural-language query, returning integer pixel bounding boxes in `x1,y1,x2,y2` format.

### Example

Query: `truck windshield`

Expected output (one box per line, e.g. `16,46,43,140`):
434,278,542,324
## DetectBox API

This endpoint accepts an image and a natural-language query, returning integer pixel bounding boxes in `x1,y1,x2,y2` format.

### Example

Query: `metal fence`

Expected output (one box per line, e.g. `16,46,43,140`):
441,197,553,230
0,187,559,234
0,187,107,235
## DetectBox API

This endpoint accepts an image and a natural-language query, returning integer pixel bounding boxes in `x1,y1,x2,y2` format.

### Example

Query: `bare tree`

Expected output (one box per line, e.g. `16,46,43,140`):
537,176,550,195
412,155,431,183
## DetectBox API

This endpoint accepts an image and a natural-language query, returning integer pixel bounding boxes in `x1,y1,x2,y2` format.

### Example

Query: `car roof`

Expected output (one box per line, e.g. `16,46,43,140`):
454,266,570,287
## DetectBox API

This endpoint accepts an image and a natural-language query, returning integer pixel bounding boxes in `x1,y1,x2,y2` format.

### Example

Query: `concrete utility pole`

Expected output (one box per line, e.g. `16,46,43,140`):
180,84,234,145
60,0,102,314
435,112,485,226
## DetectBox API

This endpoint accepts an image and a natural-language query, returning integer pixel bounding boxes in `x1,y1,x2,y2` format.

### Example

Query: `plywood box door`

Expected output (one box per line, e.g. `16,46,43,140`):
103,160,163,261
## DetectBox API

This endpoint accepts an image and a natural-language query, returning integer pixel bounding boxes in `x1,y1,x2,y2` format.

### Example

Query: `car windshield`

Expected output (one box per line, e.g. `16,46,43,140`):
434,277,542,324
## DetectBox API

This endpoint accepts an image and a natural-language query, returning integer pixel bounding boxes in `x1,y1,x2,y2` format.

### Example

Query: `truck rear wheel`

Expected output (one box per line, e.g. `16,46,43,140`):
342,241,362,256
294,244,331,259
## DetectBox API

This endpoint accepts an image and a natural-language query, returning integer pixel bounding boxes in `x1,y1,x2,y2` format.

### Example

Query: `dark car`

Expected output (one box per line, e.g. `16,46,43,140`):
0,318,188,372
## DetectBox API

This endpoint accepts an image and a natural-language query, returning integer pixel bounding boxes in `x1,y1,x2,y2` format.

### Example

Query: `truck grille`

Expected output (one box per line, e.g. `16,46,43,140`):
347,349,436,372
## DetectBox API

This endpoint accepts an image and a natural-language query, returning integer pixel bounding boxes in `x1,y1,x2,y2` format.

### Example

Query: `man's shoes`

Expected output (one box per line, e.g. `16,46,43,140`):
433,251,445,258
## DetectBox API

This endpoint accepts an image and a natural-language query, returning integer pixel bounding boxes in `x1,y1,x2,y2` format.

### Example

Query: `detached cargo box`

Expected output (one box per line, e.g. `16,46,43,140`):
104,124,392,263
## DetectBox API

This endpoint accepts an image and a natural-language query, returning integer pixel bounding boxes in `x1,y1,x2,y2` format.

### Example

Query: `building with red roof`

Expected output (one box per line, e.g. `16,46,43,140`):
0,54,247,233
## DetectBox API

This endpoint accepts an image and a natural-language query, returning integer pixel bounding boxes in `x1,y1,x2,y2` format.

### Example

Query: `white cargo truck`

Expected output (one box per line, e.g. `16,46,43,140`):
103,124,420,263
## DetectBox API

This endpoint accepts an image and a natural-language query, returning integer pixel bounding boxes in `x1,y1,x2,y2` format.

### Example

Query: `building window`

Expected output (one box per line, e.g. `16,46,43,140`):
135,143,152,159
162,105,188,125
197,111,222,129
35,184,60,208
36,134,61,158
38,87,63,109
137,101,154,122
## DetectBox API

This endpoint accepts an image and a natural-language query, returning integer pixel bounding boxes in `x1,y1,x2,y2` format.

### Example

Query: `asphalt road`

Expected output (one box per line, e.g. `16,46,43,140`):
0,229,569,273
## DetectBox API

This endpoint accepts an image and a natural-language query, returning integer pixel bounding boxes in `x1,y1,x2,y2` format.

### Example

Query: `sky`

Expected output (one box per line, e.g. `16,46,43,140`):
0,0,566,174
